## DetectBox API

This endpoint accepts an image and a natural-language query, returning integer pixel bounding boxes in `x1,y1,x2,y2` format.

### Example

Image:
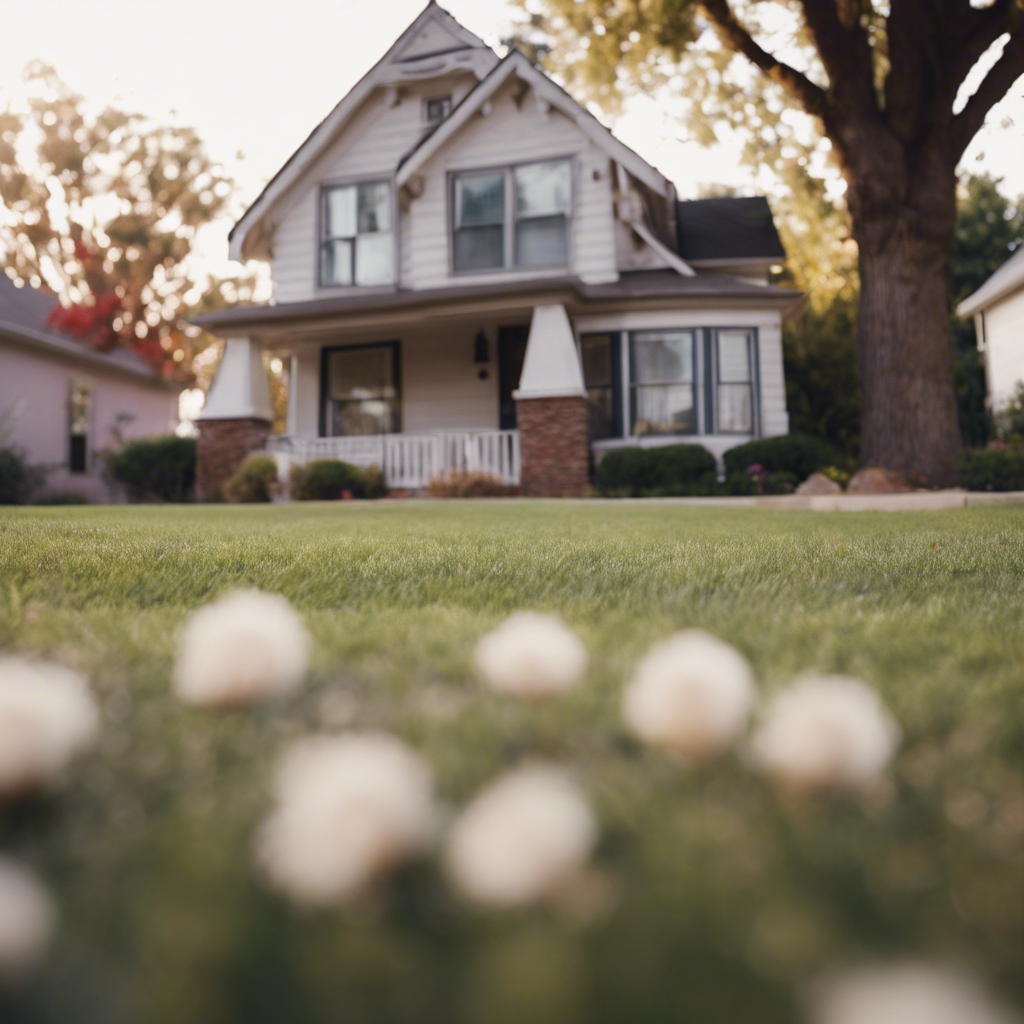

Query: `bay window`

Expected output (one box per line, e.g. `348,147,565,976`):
630,330,697,436
714,329,755,434
321,343,400,437
580,333,621,440
452,158,571,273
320,181,394,287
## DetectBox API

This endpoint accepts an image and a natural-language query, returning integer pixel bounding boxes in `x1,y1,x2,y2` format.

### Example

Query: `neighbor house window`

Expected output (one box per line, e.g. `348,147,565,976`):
424,95,452,125
714,329,755,433
69,380,92,473
320,181,394,287
629,330,697,436
580,333,620,440
322,343,399,436
452,158,571,273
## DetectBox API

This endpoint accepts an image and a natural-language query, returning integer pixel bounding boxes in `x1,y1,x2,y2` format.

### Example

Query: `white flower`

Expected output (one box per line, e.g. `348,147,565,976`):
445,765,598,907
173,590,311,707
0,858,56,980
474,612,588,699
622,630,756,761
256,733,438,905
0,658,100,796
812,963,1021,1024
749,675,901,793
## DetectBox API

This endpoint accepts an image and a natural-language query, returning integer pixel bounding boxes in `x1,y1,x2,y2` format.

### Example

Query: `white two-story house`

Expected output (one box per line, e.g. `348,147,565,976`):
194,1,800,498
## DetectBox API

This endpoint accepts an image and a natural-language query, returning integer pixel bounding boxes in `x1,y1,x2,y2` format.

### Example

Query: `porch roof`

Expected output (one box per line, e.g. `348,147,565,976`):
192,271,803,334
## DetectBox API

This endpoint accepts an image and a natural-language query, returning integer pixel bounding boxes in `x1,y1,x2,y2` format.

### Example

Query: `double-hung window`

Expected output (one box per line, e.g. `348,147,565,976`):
322,344,400,437
714,329,755,433
452,158,571,273
629,330,697,436
580,333,621,440
320,181,394,287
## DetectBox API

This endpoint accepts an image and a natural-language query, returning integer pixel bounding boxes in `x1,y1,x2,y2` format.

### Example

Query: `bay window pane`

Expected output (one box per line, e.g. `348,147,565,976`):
717,330,752,383
580,335,612,388
515,214,568,267
717,383,753,433
515,160,571,216
456,172,505,226
356,232,394,285
631,331,694,384
454,224,504,271
324,186,356,238
633,384,695,435
357,181,391,234
321,239,352,285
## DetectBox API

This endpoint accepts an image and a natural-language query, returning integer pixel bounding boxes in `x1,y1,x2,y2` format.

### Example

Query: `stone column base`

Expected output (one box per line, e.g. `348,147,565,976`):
516,395,590,497
195,417,271,502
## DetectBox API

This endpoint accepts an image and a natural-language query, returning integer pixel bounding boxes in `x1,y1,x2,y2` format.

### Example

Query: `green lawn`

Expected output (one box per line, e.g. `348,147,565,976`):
1,502,1023,1023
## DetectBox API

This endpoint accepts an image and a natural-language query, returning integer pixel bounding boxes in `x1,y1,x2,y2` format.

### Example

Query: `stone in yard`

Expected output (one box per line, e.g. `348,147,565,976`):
796,472,843,496
846,467,913,494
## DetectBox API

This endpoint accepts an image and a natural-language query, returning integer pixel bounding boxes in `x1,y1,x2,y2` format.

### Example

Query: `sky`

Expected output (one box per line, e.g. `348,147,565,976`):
1,0,1022,280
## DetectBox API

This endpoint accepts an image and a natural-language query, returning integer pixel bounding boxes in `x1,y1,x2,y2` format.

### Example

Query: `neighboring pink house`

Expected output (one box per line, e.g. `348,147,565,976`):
0,274,181,501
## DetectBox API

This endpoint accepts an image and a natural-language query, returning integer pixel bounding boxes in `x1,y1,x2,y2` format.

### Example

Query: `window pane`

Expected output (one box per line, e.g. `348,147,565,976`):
356,232,394,285
357,181,391,234
324,186,356,238
425,96,452,123
580,335,612,388
631,331,694,384
515,214,568,267
718,330,752,383
515,160,571,217
587,387,615,440
454,224,505,271
321,239,352,285
718,383,753,433
456,172,505,226
632,384,695,435
327,347,395,401
331,399,397,436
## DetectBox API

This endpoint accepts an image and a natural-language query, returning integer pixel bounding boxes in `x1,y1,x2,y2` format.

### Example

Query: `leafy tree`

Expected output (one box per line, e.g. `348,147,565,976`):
517,0,1024,484
0,63,256,379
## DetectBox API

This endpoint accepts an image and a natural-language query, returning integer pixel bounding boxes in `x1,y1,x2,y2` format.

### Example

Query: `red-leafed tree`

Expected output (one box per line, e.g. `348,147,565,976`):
517,0,1024,484
0,62,257,380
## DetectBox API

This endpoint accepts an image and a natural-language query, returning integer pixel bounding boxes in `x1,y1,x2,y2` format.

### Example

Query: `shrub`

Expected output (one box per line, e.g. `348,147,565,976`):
723,472,758,496
361,464,387,499
425,472,517,498
0,448,30,505
224,454,279,503
958,447,1024,491
108,437,196,502
32,491,89,505
594,444,717,497
296,459,368,500
723,433,837,483
763,470,799,495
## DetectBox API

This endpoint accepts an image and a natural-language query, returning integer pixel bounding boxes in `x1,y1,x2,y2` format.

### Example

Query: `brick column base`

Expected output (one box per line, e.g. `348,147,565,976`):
195,418,271,502
516,395,589,497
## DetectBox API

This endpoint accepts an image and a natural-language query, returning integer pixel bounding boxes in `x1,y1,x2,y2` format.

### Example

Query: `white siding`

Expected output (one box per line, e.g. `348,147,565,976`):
404,81,619,289
981,284,1024,410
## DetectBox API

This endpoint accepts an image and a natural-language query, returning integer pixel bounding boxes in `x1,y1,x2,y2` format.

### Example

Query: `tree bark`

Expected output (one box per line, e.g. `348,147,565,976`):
850,168,963,486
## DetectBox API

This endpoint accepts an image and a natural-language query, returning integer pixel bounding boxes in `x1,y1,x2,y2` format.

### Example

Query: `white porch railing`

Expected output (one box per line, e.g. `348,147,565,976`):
266,430,521,489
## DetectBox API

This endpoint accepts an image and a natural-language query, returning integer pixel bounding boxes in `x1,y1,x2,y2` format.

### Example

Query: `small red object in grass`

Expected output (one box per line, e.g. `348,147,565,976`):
341,489,353,501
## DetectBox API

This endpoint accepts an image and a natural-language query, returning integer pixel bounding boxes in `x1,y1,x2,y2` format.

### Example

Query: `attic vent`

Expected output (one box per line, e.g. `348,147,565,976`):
424,95,452,125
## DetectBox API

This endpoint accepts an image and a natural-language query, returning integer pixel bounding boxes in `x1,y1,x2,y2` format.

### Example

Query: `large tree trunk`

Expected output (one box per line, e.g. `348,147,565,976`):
848,162,963,487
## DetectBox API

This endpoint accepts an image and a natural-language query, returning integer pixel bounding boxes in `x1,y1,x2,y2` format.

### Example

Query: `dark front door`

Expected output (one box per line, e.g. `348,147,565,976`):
497,324,529,430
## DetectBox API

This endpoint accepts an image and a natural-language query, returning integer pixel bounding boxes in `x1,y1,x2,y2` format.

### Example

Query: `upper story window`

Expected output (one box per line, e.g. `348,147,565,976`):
452,158,571,274
424,95,452,125
320,181,394,287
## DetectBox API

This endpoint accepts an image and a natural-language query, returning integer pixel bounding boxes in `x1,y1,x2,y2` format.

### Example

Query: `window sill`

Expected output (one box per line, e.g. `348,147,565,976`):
592,434,755,450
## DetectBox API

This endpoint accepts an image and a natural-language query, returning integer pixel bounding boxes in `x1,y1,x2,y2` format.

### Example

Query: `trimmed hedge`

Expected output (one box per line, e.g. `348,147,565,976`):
958,447,1024,492
594,444,717,497
722,433,837,482
107,437,196,502
0,448,30,505
293,459,373,500
224,454,279,503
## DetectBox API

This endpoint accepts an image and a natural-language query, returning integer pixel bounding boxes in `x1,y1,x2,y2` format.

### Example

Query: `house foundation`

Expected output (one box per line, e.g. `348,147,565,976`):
516,395,590,496
196,417,271,501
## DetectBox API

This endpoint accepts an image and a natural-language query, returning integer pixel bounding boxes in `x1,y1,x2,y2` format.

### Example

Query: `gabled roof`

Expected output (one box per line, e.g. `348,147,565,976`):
0,273,170,384
395,49,670,197
675,197,786,263
228,2,499,262
957,244,1024,318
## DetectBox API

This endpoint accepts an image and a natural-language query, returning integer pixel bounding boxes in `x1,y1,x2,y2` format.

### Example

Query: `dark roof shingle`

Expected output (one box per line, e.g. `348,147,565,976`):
675,197,786,262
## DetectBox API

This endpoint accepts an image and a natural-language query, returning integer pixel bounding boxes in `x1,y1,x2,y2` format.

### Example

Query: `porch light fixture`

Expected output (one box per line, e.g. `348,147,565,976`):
474,330,489,364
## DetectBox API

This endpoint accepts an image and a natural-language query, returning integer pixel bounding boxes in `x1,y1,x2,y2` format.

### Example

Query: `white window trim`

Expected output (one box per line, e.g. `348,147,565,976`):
448,156,574,276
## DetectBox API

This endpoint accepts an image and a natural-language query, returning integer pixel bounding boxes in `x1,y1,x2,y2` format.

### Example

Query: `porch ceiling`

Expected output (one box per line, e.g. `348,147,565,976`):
191,271,803,342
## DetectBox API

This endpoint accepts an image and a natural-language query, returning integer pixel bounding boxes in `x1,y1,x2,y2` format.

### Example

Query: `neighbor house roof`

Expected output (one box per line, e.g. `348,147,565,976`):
957,245,1024,318
0,274,172,384
193,270,802,333
675,197,786,263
